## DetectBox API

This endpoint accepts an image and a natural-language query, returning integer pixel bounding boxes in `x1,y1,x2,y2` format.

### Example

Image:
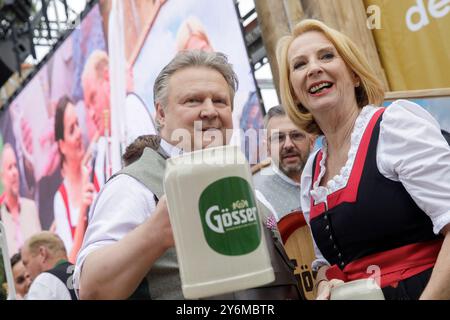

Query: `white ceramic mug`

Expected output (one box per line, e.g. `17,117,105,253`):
330,278,385,300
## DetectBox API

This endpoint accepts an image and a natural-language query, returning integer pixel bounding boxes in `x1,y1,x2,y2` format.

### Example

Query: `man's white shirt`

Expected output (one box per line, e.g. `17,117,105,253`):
26,273,71,300
73,139,277,294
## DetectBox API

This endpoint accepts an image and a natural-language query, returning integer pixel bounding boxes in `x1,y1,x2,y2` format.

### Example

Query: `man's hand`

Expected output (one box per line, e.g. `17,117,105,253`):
79,194,175,300
153,195,175,250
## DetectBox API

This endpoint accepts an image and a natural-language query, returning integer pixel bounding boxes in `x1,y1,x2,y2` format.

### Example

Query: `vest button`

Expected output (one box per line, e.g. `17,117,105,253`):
325,225,330,231
324,215,328,220
333,245,338,250
329,235,333,241
340,262,345,268
338,253,342,258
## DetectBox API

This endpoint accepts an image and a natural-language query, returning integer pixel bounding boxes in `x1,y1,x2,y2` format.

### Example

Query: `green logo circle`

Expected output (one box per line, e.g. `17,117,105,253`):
198,176,261,256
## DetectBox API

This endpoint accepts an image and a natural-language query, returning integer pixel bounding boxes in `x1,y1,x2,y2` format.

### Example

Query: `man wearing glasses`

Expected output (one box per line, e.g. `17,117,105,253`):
253,105,314,220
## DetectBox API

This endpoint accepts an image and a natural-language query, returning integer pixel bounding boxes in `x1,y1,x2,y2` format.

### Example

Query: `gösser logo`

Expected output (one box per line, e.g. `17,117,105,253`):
199,177,261,256
205,202,258,234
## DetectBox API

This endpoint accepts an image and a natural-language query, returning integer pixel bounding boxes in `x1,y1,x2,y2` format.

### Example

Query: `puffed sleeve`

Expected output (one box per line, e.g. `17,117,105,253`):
301,149,330,271
378,99,450,234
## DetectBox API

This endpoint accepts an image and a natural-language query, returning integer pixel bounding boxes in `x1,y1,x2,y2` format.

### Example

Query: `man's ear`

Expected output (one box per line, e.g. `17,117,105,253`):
155,102,165,128
39,246,48,263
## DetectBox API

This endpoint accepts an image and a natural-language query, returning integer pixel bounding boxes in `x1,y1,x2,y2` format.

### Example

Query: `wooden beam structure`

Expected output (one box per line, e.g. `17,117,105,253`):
300,0,389,89
283,0,305,31
254,0,291,98
385,88,450,100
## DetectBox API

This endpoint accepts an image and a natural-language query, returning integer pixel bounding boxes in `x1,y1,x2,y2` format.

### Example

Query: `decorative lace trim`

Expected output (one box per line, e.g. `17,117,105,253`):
310,106,379,204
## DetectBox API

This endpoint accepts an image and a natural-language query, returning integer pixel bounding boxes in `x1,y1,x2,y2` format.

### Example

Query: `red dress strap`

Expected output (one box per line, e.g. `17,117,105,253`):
310,108,386,220
93,173,100,193
58,184,76,239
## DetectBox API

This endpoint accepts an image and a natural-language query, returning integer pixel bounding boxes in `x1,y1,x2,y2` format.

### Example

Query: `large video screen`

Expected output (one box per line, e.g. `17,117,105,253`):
0,0,263,262
0,4,109,263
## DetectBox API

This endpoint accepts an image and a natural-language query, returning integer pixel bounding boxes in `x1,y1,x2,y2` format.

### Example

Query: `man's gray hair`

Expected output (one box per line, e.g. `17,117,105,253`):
263,105,286,128
153,50,239,110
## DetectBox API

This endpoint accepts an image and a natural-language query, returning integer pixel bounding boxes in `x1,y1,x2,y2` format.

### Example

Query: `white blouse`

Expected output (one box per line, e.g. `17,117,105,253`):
300,99,450,270
53,182,80,254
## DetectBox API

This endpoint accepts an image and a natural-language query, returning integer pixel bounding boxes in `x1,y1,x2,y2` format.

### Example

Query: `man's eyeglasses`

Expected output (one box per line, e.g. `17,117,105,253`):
269,131,306,144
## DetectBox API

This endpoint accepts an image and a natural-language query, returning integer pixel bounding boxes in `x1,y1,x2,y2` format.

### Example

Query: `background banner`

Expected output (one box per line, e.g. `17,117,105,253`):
109,0,263,163
0,5,108,262
365,0,450,90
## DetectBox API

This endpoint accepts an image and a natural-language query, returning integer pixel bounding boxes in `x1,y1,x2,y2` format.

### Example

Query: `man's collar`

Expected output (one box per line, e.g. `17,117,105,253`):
271,162,300,187
53,259,69,268
160,138,183,158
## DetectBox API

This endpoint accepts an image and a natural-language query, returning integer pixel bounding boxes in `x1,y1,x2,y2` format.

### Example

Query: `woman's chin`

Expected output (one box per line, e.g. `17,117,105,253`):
307,100,337,114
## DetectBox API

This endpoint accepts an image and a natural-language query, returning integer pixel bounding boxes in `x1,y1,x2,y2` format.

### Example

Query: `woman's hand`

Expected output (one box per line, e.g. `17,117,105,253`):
81,165,95,209
81,182,95,209
316,279,345,300
419,224,450,299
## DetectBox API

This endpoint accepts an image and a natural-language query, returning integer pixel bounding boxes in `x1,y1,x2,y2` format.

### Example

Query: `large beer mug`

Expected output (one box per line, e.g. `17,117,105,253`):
164,145,274,299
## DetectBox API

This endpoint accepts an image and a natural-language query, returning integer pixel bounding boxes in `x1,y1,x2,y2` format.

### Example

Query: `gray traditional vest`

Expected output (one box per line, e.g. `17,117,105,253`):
112,136,301,300
253,166,301,219
111,139,181,300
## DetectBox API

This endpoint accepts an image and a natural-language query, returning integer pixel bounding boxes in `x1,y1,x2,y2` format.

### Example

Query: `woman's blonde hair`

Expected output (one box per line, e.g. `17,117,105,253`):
276,19,385,135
